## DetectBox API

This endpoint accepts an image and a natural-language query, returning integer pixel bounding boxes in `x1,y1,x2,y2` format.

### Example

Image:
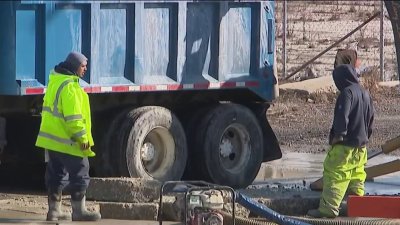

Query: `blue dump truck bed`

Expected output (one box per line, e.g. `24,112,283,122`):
0,0,276,100
0,1,281,189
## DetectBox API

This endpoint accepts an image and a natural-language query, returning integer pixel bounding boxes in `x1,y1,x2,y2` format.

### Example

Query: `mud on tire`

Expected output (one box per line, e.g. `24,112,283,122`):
117,106,188,181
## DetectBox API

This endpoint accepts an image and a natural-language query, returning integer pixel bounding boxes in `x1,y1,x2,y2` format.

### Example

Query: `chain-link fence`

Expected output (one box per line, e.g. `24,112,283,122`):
275,1,397,82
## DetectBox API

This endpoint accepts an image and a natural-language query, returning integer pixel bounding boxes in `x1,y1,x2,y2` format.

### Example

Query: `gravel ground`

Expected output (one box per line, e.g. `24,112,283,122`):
268,84,400,156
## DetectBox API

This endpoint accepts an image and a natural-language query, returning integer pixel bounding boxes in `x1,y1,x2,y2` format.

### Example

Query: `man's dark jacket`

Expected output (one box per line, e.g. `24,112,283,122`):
329,64,374,147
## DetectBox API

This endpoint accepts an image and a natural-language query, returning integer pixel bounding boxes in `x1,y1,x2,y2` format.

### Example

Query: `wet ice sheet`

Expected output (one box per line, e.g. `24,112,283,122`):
257,152,400,180
254,153,400,196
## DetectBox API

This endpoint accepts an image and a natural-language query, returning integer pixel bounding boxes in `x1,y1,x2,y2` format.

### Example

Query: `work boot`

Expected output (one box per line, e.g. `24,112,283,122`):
71,192,101,221
339,201,348,217
46,193,71,221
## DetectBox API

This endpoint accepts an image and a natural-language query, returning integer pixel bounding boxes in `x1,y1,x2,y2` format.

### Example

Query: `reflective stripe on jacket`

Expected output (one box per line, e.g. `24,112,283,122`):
35,71,95,158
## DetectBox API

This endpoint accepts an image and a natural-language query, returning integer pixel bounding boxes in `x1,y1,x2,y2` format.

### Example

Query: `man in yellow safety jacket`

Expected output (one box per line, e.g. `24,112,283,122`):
36,52,101,221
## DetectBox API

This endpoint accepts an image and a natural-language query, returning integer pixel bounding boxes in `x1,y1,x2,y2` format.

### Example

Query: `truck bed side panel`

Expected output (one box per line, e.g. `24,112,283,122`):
0,1,276,101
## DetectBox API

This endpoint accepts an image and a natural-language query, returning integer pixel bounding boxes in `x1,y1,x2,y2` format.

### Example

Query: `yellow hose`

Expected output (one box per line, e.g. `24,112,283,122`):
222,211,278,225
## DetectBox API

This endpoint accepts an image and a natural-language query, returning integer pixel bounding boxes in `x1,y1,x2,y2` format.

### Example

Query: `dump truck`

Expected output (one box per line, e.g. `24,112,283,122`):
0,0,280,188
3,0,400,190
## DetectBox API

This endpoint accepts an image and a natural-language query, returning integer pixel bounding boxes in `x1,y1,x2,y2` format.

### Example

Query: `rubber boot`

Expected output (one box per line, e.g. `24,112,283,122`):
46,193,71,221
71,192,101,221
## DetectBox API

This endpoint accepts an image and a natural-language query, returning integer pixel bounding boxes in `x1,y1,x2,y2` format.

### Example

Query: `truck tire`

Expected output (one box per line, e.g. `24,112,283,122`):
194,103,263,188
117,106,188,181
181,105,217,180
99,108,134,176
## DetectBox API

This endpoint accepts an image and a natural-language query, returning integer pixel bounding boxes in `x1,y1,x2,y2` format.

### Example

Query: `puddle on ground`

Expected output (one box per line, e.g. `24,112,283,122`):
255,152,400,195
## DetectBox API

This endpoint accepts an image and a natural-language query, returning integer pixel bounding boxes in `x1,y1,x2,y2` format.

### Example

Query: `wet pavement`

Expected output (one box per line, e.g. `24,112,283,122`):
255,152,400,196
257,152,400,180
0,210,180,225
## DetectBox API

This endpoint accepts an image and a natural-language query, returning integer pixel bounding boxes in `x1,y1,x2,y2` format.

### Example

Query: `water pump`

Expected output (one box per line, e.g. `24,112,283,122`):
187,189,224,225
158,181,236,225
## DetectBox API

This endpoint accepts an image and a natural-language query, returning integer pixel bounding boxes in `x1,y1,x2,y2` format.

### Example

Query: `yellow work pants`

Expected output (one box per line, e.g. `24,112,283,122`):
319,144,367,217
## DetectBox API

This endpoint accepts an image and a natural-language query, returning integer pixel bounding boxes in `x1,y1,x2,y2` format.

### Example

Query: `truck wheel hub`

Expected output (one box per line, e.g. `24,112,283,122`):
219,124,251,173
141,127,176,177
220,138,234,158
141,142,155,161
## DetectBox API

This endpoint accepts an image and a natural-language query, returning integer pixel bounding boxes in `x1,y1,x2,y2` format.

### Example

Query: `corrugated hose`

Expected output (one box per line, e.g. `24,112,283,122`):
222,212,400,225
227,192,400,225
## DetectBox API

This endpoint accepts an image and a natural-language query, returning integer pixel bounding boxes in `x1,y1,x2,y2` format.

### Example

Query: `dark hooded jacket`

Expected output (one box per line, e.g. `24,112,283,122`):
54,61,76,76
334,49,357,69
329,64,374,147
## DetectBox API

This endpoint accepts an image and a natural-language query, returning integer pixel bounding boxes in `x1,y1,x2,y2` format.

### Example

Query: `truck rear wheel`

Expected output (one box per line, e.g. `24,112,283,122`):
181,105,216,180
94,108,132,177
117,106,188,181
194,104,263,188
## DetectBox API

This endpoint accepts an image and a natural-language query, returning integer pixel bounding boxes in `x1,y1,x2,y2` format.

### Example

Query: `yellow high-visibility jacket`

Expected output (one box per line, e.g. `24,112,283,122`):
35,71,95,158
